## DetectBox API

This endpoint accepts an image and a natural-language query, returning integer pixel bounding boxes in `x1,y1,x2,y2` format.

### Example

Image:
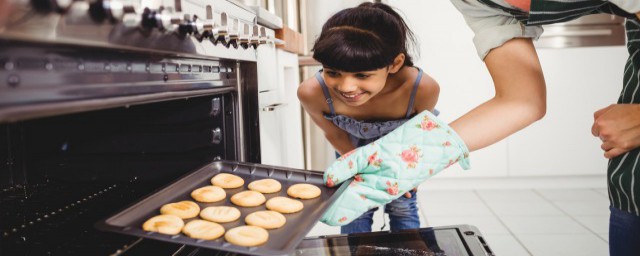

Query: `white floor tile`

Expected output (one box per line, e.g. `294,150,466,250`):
536,189,609,201
421,201,494,217
476,189,547,202
425,215,510,234
500,216,591,235
482,234,531,256
416,189,481,202
597,233,609,242
517,234,608,256
574,216,609,233
485,201,565,216
552,200,610,216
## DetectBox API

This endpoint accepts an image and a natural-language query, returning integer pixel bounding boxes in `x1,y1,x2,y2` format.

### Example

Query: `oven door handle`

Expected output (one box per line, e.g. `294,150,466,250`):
262,103,287,112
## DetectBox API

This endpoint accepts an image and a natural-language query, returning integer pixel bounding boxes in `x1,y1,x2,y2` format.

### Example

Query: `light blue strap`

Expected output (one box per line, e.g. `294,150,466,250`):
315,71,336,116
405,67,423,118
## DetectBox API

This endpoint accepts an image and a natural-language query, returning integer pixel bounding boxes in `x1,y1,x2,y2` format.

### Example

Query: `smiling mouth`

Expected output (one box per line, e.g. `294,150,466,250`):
339,92,366,100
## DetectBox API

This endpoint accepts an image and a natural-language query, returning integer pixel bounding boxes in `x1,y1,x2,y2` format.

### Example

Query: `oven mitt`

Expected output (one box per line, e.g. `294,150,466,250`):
320,110,470,226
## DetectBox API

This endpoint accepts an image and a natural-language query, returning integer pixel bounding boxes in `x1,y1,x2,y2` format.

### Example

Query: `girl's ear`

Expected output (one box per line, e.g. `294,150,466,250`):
388,53,405,74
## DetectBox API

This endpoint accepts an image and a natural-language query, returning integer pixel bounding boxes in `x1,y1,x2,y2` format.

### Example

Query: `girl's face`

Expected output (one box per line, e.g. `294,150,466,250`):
322,67,391,107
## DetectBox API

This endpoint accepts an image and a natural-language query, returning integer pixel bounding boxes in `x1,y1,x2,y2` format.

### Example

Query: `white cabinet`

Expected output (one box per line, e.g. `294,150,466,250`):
257,42,304,169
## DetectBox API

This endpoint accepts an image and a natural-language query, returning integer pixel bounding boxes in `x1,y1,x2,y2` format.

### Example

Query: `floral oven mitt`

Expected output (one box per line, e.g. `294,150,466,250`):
321,110,470,226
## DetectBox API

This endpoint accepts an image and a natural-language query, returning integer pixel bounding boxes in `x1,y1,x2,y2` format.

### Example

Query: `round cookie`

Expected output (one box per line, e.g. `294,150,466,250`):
211,173,244,189
182,219,225,240
191,185,226,203
160,200,200,219
142,214,184,235
200,206,241,223
265,196,304,214
287,183,321,199
230,190,266,207
248,179,282,194
245,210,286,229
224,226,269,247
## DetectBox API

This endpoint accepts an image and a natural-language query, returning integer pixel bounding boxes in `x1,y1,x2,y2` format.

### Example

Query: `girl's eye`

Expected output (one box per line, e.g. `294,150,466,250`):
355,74,370,79
325,71,339,77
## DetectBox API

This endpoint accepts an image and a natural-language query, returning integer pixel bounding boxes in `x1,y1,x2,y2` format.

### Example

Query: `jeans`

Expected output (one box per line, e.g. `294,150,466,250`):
610,206,640,256
340,190,420,234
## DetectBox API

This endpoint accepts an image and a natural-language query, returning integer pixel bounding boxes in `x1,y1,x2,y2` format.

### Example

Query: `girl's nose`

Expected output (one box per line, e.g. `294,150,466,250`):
335,79,358,92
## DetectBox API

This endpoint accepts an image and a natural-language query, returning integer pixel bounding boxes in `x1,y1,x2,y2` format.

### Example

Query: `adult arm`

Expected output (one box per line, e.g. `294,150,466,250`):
450,38,546,151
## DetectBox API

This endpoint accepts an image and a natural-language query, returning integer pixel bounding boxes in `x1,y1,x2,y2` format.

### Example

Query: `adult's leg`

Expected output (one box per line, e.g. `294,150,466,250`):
609,206,640,256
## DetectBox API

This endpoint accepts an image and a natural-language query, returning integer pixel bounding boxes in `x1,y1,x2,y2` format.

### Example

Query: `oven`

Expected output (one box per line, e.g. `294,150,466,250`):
1,1,495,255
1,0,265,254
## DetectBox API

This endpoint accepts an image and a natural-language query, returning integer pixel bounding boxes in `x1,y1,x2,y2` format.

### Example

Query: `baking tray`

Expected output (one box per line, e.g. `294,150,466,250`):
96,160,350,256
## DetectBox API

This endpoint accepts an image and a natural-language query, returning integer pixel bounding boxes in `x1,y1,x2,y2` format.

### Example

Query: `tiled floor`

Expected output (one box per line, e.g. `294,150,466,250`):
308,187,611,256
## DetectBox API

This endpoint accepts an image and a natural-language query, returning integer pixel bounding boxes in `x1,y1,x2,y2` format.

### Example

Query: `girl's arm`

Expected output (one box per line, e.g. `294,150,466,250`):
450,38,547,151
297,78,356,155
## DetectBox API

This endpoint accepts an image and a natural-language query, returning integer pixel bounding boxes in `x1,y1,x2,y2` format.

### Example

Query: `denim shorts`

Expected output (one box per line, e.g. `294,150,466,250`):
340,190,420,234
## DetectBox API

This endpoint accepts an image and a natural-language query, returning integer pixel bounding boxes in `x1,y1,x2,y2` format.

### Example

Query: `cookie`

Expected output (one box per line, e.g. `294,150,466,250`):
230,190,266,207
224,226,269,247
191,185,226,203
182,219,225,240
160,200,200,219
142,214,184,235
265,196,304,214
211,173,244,189
287,183,321,199
248,179,282,194
200,206,241,223
245,210,286,229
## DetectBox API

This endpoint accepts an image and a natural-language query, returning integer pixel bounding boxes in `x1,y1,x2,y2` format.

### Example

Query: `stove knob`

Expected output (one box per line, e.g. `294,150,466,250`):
258,26,269,45
31,0,74,14
226,18,239,49
239,23,251,49
177,14,205,38
89,0,138,23
249,25,260,49
141,8,179,32
211,12,230,47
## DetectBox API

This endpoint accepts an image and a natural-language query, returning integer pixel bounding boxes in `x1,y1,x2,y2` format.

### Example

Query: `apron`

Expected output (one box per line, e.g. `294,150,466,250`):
477,0,640,216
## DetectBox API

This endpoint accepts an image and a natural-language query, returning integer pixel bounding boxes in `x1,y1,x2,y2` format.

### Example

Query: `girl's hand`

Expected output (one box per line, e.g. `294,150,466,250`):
591,104,640,158
403,188,418,198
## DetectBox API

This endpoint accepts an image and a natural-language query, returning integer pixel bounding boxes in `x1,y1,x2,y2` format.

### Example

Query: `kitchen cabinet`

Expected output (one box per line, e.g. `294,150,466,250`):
257,42,305,169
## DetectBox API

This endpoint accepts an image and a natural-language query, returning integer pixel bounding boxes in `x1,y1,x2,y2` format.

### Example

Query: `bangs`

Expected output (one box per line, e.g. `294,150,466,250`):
312,28,396,73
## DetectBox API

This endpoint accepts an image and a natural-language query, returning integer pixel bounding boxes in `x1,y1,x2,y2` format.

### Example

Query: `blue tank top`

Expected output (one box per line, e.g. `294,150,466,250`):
316,67,431,147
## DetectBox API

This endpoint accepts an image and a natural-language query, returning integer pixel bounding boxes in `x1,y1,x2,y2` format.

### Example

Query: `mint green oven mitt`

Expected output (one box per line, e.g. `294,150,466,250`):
321,110,470,226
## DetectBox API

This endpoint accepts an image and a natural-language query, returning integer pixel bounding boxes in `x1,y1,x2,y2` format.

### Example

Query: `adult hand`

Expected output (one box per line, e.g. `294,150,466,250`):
591,104,640,158
320,111,470,226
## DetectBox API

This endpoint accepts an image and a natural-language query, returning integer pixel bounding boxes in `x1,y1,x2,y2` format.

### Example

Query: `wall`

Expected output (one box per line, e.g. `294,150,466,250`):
389,0,626,178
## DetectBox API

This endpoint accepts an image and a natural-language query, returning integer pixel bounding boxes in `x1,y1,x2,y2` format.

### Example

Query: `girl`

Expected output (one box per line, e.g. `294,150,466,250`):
297,2,439,234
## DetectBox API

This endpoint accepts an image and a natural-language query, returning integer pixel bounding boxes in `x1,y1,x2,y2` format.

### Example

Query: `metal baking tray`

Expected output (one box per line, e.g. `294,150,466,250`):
96,160,349,256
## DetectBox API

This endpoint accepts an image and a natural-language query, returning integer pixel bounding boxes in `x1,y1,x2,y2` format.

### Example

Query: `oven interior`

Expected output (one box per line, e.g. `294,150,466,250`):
0,42,261,255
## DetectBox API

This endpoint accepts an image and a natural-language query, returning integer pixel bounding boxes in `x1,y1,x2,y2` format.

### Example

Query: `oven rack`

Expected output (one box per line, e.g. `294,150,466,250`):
0,178,175,255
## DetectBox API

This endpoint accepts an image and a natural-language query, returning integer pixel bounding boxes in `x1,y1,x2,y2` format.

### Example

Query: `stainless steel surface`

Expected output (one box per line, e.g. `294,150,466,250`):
0,0,275,60
535,14,626,48
234,62,246,161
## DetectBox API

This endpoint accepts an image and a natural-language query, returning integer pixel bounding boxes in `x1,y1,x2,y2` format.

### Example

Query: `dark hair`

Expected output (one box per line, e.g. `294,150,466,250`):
312,2,418,72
